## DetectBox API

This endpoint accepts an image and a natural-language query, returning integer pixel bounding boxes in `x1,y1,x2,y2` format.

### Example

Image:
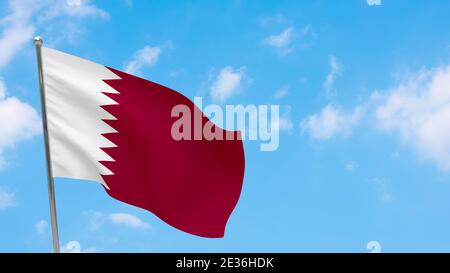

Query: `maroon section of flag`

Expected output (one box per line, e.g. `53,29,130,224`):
99,68,245,238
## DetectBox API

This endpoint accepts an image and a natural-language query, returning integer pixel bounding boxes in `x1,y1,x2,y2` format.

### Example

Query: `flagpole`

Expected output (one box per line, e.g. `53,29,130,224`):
34,36,60,253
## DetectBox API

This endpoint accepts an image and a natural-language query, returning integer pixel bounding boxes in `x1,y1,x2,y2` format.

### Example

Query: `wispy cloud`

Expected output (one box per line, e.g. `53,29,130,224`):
0,0,108,69
83,210,105,232
301,104,364,140
108,213,150,230
35,220,48,234
210,66,248,102
0,1,36,69
263,25,315,56
84,211,151,231
41,0,109,46
272,105,293,132
0,187,15,209
273,86,289,100
374,65,450,170
124,45,162,75
278,117,294,132
62,0,109,18
369,178,394,203
323,55,341,96
367,0,382,6
263,27,294,55
304,62,450,172
345,161,358,171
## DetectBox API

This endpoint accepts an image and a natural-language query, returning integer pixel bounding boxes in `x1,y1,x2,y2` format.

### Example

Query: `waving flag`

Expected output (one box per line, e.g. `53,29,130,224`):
40,47,245,238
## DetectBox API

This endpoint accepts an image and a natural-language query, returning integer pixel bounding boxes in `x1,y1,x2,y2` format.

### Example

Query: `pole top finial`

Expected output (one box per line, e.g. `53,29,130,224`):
34,36,43,46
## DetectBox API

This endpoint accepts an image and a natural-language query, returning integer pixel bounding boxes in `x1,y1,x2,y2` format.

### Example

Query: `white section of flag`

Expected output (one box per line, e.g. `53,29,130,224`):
42,47,120,188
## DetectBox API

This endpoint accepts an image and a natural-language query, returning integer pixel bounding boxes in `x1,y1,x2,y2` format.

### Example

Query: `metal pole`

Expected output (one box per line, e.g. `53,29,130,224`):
34,36,60,253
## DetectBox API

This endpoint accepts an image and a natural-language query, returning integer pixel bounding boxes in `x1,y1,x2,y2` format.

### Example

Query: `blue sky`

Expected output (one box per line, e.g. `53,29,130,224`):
2,0,450,252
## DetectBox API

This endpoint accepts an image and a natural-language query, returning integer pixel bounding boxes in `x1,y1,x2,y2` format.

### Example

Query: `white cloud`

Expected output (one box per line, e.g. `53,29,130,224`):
124,46,162,75
323,55,341,95
367,0,382,6
0,98,41,147
375,65,450,170
83,210,105,232
169,69,183,78
108,213,150,230
263,25,314,56
304,63,450,171
370,178,394,203
301,104,364,140
210,66,247,102
35,220,48,234
272,105,293,132
84,211,151,231
0,0,36,69
61,240,97,253
67,0,83,6
40,1,109,47
263,27,294,55
0,187,15,209
273,86,289,100
0,0,108,69
345,161,358,171
278,117,294,131
0,23,34,68
44,0,108,20
0,79,41,169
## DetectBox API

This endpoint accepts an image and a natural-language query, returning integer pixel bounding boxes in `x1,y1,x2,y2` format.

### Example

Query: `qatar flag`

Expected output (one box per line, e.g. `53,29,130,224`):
41,47,245,238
